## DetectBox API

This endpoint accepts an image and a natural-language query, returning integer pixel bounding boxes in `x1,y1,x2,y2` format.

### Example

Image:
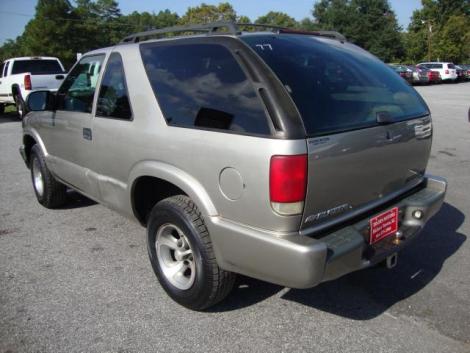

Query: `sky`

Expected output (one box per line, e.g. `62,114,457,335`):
0,0,422,45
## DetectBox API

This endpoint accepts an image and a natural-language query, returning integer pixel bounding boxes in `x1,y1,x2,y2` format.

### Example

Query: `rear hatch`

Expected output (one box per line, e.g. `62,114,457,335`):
303,117,431,230
242,34,432,231
11,58,65,90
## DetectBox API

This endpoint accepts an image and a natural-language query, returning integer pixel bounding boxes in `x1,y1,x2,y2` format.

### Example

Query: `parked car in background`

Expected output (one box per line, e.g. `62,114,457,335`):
388,64,413,84
406,65,430,85
426,69,442,84
456,64,470,80
20,22,447,310
417,62,457,82
455,65,465,81
0,56,65,119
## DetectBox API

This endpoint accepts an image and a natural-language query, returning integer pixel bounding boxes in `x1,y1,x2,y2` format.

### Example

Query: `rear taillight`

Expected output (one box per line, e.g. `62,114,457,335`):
24,74,32,90
270,154,307,215
445,69,449,74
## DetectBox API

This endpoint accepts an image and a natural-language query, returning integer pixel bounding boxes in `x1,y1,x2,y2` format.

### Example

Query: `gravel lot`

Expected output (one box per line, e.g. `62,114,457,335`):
1,83,470,353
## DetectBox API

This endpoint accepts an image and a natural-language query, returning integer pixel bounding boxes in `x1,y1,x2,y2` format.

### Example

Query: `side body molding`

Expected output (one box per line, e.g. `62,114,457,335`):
128,160,218,219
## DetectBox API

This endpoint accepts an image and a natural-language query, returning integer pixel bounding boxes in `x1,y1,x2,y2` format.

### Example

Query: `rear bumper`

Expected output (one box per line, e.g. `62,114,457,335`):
208,175,447,288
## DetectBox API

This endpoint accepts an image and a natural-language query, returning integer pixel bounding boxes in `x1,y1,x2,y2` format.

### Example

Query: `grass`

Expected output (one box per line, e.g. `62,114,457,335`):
5,105,16,113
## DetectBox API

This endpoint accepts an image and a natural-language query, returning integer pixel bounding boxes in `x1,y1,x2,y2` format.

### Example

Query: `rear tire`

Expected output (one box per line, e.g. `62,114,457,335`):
15,94,26,120
0,104,4,115
147,195,236,310
30,145,67,208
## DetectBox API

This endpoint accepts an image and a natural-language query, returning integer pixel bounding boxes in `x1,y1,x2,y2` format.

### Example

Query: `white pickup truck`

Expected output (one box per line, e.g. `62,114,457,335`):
0,56,66,119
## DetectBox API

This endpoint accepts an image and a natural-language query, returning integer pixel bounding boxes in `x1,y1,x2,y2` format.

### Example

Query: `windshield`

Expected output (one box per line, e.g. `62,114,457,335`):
12,59,63,75
242,35,429,136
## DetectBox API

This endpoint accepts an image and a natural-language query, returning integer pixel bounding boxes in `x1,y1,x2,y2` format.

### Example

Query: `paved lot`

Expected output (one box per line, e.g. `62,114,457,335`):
1,83,470,353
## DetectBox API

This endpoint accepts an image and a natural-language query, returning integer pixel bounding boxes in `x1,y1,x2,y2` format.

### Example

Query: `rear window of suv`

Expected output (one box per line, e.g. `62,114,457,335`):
140,43,270,135
11,59,63,75
242,35,429,136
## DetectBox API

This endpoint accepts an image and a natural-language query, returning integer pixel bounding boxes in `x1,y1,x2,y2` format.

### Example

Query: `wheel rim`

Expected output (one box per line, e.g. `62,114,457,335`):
156,223,196,290
32,157,44,197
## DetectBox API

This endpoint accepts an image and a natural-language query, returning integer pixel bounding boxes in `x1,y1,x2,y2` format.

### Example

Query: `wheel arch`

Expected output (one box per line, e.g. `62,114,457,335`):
22,130,48,165
11,84,20,97
129,161,218,226
23,134,36,165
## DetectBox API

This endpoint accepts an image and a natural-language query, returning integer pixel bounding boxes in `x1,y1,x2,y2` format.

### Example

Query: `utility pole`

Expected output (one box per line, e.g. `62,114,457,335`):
427,22,432,61
422,20,433,61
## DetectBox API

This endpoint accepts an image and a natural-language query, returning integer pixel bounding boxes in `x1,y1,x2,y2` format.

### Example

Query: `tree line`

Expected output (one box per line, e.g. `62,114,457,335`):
0,0,469,68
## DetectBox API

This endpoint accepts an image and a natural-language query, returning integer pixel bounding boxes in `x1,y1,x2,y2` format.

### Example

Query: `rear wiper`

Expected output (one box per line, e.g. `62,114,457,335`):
376,111,394,125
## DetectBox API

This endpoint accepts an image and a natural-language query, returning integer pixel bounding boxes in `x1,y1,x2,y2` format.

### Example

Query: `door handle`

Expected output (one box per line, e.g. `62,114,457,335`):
55,74,64,80
83,127,92,141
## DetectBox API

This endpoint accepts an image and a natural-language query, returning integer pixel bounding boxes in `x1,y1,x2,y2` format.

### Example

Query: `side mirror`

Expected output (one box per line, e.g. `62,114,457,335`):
26,90,56,112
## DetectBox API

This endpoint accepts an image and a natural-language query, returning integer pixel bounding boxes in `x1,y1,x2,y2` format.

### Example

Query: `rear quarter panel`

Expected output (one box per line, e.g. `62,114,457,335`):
101,44,308,232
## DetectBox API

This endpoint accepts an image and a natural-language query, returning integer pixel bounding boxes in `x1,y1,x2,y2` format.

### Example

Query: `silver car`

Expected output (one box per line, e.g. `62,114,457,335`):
20,22,447,310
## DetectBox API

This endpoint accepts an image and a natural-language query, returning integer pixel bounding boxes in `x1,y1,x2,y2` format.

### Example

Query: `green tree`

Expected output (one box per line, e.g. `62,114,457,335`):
237,15,257,31
313,0,404,62
255,11,298,28
298,18,320,31
406,0,470,62
434,15,470,62
0,38,25,62
122,10,179,32
179,2,237,25
20,0,78,67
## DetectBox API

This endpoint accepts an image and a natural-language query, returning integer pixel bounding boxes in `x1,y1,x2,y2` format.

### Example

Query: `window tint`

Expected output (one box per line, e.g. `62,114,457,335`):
448,63,455,69
242,35,428,136
0,63,4,78
56,55,104,113
140,43,270,135
96,53,132,120
11,60,63,75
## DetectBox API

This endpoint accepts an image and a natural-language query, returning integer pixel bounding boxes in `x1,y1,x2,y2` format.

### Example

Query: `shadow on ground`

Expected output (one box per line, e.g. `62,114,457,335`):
0,111,19,124
210,202,465,318
60,190,97,209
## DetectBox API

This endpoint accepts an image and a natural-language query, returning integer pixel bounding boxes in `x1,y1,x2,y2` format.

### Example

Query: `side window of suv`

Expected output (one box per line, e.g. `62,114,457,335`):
0,62,4,78
140,43,270,135
56,55,105,113
96,53,132,120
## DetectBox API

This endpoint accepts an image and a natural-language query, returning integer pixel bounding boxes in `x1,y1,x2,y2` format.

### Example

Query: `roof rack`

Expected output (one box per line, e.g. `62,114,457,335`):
120,21,346,44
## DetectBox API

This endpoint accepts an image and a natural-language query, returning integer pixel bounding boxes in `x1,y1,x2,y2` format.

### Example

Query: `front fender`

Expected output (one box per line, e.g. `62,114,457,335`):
23,128,48,158
128,160,218,218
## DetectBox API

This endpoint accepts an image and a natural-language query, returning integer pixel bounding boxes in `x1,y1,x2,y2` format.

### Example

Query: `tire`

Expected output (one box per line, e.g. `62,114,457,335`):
30,145,67,208
0,103,4,115
15,94,26,120
147,195,236,310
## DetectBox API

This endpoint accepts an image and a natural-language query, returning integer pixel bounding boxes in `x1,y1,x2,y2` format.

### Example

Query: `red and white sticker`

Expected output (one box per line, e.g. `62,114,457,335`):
369,207,399,244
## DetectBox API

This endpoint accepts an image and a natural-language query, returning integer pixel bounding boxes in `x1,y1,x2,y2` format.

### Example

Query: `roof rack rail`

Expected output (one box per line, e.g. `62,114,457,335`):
120,21,240,43
120,21,346,44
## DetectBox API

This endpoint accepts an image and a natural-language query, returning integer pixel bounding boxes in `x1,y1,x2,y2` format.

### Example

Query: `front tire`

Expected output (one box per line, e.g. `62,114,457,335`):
0,103,4,115
147,195,236,310
30,145,67,208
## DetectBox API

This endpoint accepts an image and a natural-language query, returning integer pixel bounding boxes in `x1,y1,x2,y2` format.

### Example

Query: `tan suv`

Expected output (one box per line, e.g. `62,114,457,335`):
20,22,446,310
